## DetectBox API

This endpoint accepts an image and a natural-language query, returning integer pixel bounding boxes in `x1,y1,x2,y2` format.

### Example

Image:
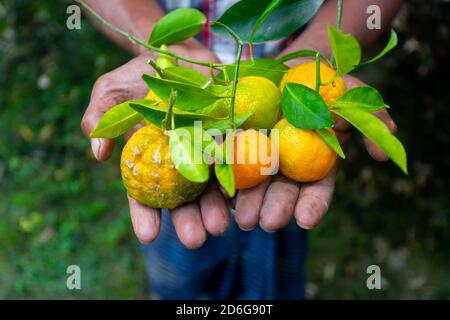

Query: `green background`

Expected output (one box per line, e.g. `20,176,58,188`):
0,0,449,299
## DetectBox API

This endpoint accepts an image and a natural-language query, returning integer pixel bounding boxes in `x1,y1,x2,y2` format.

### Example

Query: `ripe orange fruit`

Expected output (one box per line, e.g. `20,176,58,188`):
226,129,277,190
272,119,337,182
280,61,347,105
121,124,206,208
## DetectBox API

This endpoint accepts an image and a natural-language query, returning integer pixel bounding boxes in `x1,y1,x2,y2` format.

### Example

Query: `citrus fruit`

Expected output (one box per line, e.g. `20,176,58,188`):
226,129,277,190
121,124,207,208
145,89,162,103
234,76,281,130
272,119,337,182
280,61,347,105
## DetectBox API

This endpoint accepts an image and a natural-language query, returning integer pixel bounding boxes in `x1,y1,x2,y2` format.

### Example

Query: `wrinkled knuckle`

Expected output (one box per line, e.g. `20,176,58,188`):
94,73,115,94
80,113,89,134
81,112,96,136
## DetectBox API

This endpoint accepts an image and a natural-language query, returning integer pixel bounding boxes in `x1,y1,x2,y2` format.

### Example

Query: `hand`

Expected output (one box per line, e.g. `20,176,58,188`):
234,75,398,231
82,41,231,248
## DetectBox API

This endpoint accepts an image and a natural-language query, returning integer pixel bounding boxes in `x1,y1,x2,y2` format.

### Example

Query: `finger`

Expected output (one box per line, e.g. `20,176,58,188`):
235,177,271,230
363,109,398,161
199,184,229,236
128,196,161,243
170,202,207,249
343,74,366,89
81,102,116,161
294,166,337,229
81,56,151,160
259,175,300,232
124,122,145,141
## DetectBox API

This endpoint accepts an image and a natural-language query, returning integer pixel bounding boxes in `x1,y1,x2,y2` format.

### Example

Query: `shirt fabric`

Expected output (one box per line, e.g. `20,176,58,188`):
143,0,308,300
160,0,290,64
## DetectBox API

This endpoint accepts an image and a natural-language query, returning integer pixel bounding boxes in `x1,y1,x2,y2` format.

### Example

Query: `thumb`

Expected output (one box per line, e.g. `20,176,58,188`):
81,90,118,161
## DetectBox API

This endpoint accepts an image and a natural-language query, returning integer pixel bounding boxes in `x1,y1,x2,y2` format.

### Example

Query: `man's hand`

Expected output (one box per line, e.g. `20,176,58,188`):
234,75,398,231
81,41,230,248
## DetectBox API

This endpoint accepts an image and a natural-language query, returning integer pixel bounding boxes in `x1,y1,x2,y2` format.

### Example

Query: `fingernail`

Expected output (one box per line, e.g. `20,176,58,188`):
259,221,276,233
296,218,313,230
238,225,255,232
91,138,102,160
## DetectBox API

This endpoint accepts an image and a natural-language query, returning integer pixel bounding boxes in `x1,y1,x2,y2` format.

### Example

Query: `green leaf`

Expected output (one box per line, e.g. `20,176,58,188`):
249,0,283,44
275,49,323,64
212,0,324,43
281,83,334,130
129,99,224,128
142,74,227,111
176,126,224,163
156,45,176,69
130,99,212,117
90,101,144,138
218,59,288,85
215,163,236,198
161,66,210,87
333,108,408,174
331,86,388,112
168,128,209,183
203,112,254,134
316,129,345,159
129,103,195,128
148,8,206,46
355,29,398,70
328,25,361,75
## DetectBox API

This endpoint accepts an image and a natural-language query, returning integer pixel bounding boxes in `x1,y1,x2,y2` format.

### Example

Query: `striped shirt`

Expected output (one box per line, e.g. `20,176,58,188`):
158,0,294,63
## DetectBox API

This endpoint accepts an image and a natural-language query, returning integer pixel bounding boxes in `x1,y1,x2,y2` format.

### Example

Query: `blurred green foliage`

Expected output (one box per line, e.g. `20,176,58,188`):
0,0,147,298
0,0,449,299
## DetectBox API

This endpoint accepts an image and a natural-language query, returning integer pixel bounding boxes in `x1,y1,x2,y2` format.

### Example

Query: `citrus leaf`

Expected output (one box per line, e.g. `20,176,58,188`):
215,163,236,198
90,101,144,138
129,103,194,128
328,25,361,76
203,112,254,134
161,66,210,87
333,108,408,174
168,128,209,183
281,83,334,130
156,45,176,69
195,99,230,120
316,129,345,159
177,126,224,164
249,0,283,44
212,0,324,43
148,8,206,46
218,58,288,85
331,86,388,112
130,99,218,118
355,29,398,70
275,49,323,64
142,74,227,111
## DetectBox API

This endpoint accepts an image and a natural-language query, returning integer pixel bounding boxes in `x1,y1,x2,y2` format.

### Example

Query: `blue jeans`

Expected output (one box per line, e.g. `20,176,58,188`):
143,209,308,299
